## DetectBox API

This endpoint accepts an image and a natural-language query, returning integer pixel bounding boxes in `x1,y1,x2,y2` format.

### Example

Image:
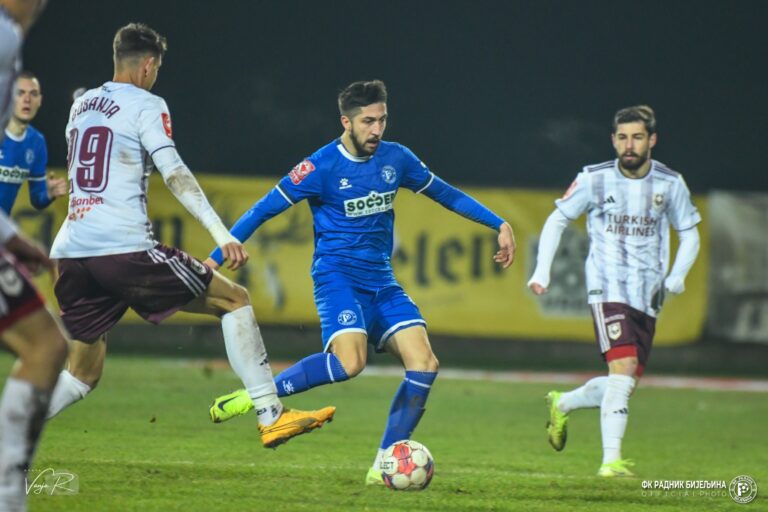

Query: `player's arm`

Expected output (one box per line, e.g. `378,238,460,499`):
204,186,293,270
28,138,64,209
527,209,571,294
418,176,516,268
0,208,50,272
664,226,700,294
152,146,246,270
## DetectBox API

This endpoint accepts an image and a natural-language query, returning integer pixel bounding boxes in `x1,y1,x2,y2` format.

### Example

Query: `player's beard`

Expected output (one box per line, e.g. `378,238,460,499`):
350,128,379,157
619,151,649,171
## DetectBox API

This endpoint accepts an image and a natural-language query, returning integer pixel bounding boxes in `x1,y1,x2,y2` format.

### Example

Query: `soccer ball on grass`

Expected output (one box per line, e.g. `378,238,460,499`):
380,439,434,490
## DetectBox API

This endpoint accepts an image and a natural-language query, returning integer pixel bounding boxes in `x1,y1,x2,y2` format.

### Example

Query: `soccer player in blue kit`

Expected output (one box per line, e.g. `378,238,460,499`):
0,71,67,214
207,80,516,484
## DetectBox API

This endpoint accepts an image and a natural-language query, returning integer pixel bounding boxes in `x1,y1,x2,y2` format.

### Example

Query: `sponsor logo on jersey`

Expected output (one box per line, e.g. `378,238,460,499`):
381,165,397,184
289,159,316,185
562,179,578,199
25,149,35,165
344,190,396,217
161,112,173,138
607,322,622,340
67,195,104,221
337,310,358,326
0,166,29,185
339,178,352,190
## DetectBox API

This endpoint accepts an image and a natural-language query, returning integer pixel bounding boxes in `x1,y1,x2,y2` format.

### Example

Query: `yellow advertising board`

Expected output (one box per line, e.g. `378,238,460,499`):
14,171,708,345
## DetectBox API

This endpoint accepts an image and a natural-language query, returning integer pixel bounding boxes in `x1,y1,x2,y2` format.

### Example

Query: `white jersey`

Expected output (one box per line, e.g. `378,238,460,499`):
0,9,22,133
555,159,701,317
51,82,176,257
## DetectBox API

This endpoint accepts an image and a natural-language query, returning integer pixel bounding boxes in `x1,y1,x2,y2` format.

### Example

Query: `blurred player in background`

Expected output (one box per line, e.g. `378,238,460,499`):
0,0,47,140
1,71,67,215
528,106,701,477
206,80,516,484
43,23,334,448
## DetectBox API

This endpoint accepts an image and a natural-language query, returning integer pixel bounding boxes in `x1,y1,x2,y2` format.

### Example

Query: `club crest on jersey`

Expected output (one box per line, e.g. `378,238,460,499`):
344,190,396,217
381,165,397,184
338,310,358,326
653,193,664,208
607,322,622,340
289,159,316,185
161,112,173,138
25,149,35,165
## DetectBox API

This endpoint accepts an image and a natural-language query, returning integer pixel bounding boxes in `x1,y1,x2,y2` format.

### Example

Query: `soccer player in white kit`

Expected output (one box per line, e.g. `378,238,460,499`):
528,106,701,477
45,23,334,448
0,3,70,512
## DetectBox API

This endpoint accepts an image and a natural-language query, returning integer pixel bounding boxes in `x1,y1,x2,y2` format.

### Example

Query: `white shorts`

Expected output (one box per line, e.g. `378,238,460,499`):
0,9,22,131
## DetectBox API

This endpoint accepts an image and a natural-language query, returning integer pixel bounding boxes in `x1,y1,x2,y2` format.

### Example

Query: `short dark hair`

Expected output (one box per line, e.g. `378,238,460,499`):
113,23,167,62
613,105,656,135
338,80,387,117
17,70,38,82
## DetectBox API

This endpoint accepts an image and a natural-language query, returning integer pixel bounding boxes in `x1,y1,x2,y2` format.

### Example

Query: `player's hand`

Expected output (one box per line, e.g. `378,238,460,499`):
220,241,248,270
46,172,68,199
5,234,52,274
202,257,220,271
494,222,516,269
528,282,548,295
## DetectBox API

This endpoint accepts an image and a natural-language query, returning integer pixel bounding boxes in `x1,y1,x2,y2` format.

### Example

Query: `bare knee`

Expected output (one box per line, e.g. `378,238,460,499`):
409,353,439,373
335,351,366,378
215,283,251,316
608,357,638,376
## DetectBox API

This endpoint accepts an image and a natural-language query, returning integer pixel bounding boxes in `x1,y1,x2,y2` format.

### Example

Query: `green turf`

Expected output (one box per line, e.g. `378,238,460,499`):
2,355,765,511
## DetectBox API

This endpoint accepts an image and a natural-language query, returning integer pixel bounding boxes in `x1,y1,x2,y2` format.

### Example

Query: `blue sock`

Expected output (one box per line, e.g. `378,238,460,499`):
379,371,438,449
274,353,349,397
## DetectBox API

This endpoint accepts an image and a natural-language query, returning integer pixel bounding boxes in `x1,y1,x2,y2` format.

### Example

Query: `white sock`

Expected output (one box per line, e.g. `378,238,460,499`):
600,374,635,464
559,376,608,414
0,378,51,509
372,448,385,469
221,306,282,426
47,370,92,419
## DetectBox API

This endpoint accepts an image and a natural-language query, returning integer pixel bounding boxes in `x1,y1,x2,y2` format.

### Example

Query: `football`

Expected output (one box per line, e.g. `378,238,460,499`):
380,440,435,491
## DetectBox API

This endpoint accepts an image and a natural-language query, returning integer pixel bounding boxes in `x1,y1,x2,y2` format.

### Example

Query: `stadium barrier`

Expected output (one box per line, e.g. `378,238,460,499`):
15,170,710,345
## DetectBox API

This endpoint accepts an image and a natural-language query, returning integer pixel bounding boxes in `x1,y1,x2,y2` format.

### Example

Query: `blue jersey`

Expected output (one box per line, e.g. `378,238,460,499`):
211,139,504,288
0,125,50,214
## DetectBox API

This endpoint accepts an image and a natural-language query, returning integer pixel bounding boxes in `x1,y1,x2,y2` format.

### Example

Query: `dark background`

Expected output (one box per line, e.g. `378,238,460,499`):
23,1,767,192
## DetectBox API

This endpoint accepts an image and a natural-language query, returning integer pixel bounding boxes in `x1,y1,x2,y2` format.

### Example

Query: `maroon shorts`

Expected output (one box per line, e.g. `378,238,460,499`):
55,244,213,342
590,302,656,376
0,251,46,333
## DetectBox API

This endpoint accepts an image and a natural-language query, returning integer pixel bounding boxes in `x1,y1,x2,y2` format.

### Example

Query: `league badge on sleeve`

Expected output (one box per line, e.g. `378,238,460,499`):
289,159,316,185
161,112,173,138
562,179,578,200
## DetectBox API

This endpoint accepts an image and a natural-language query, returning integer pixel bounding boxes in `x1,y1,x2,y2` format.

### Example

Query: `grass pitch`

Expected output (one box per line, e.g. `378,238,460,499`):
3,355,765,512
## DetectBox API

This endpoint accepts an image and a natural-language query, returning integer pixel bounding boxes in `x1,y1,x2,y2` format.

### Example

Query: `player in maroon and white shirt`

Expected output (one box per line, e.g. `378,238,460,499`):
47,23,334,448
528,106,701,477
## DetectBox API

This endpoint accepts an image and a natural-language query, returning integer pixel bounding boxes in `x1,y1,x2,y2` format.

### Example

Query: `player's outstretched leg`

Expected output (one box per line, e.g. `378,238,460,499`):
47,337,106,418
544,376,608,451
368,327,437,486
0,309,68,510
210,352,349,423
192,273,336,447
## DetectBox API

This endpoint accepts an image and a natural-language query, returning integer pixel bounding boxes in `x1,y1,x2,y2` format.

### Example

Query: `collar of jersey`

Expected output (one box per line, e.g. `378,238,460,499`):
336,141,372,162
613,158,656,181
3,128,26,142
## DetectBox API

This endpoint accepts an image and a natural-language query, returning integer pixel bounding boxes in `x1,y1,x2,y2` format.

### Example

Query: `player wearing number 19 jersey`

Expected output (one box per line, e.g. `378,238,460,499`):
206,80,517,484
46,23,334,448
528,106,701,477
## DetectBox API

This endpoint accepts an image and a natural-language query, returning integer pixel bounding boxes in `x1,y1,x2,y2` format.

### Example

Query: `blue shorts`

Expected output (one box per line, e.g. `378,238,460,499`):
314,277,426,353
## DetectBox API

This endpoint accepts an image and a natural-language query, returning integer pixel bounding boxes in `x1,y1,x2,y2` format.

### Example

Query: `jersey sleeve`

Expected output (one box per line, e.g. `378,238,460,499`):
667,175,701,231
274,158,323,204
398,144,433,192
554,171,590,220
28,134,51,209
137,96,175,156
